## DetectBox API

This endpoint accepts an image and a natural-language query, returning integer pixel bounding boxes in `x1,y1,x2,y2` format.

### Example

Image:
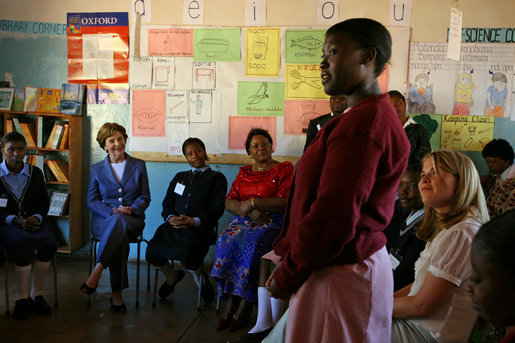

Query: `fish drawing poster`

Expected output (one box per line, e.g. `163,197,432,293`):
237,81,284,116
132,89,166,137
285,29,325,64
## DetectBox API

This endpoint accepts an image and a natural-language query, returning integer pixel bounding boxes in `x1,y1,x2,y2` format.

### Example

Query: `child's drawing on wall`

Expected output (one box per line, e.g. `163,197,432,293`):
408,73,435,114
484,72,508,117
452,73,474,115
191,94,203,115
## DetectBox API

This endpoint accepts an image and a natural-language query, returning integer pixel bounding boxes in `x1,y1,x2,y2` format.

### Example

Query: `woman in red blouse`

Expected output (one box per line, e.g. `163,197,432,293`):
210,129,293,332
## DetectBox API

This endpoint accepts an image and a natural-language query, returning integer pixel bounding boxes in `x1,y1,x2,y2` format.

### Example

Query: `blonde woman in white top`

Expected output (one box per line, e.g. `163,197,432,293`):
392,150,490,343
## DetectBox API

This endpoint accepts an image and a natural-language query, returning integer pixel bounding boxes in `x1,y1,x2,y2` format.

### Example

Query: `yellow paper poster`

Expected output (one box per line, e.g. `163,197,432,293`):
440,115,495,151
245,28,280,77
285,64,329,99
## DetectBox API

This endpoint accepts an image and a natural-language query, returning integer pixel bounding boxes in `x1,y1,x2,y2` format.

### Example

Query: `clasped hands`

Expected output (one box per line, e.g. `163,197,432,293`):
112,205,133,215
237,199,272,225
168,215,194,229
13,216,41,232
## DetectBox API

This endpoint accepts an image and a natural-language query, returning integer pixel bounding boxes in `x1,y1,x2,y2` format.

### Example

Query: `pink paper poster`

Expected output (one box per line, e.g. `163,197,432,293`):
148,28,194,57
132,89,166,137
228,116,277,150
284,100,331,135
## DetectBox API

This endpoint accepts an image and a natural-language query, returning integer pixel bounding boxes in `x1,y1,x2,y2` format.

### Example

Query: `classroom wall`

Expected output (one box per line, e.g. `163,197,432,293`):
1,0,514,261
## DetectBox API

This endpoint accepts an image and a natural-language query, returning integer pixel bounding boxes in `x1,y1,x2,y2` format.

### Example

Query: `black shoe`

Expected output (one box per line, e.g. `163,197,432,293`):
12,298,32,320
30,295,52,315
237,327,273,342
110,297,127,313
200,278,215,304
158,270,185,299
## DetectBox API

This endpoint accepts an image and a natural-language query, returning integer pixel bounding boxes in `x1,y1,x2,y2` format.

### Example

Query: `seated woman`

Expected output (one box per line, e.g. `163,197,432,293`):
146,138,227,303
480,139,514,218
392,150,490,342
469,210,515,343
210,128,293,332
384,164,427,291
81,122,151,313
0,132,57,320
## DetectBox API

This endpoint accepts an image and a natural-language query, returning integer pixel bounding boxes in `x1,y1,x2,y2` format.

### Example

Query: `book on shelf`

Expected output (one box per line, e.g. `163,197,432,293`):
48,191,69,216
36,88,61,113
5,118,13,133
59,83,85,115
43,164,57,182
11,88,24,111
23,87,38,112
12,117,37,147
44,120,68,149
58,124,70,149
46,159,69,183
0,88,14,111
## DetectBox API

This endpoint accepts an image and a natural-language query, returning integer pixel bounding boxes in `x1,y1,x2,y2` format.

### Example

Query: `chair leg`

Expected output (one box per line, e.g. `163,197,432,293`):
197,266,203,311
216,294,221,313
136,240,141,307
147,261,151,291
52,255,58,307
4,260,9,316
152,268,159,307
87,239,97,306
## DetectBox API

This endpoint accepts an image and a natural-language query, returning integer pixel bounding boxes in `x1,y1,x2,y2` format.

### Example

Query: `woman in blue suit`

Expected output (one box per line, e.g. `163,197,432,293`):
81,122,151,313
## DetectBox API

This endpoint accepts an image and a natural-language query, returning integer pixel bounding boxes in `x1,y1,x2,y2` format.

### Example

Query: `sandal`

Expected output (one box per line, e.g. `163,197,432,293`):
80,282,97,295
110,297,127,313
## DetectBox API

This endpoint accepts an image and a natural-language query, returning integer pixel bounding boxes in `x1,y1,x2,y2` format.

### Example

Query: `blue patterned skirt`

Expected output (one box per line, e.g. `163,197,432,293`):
210,214,283,303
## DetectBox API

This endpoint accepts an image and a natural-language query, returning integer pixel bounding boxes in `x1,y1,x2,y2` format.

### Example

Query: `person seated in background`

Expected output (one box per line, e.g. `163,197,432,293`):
383,164,426,291
210,128,293,332
480,139,514,218
0,132,57,320
81,122,151,313
389,90,431,164
145,138,227,304
303,94,347,151
392,150,490,343
469,210,515,343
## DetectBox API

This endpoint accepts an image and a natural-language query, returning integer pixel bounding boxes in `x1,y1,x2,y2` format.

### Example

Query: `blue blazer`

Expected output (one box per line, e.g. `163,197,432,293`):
87,154,151,236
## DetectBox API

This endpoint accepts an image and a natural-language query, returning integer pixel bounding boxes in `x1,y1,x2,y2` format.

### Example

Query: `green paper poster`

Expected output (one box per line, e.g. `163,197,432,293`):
238,81,284,116
194,28,241,62
285,29,325,64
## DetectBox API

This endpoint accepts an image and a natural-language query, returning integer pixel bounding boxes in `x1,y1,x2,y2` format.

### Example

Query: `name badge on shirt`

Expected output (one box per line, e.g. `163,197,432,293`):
389,253,401,270
174,182,185,196
0,198,7,207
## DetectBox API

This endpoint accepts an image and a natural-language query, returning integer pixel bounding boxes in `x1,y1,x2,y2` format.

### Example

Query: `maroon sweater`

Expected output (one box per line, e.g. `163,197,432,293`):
273,94,410,294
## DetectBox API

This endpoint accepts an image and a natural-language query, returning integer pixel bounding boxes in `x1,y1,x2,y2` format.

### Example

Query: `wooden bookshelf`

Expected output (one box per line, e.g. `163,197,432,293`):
1,110,83,253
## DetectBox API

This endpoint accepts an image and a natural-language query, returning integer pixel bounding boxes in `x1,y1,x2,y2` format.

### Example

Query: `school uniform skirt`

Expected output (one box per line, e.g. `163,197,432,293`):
285,247,393,343
0,221,56,252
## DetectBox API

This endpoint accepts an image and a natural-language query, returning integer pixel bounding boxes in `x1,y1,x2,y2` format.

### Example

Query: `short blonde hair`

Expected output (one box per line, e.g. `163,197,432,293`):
416,150,489,241
96,122,128,150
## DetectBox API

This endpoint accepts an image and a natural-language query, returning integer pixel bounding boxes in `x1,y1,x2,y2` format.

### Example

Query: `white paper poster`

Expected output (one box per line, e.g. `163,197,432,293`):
166,90,189,122
167,122,189,155
192,62,215,89
389,0,412,26
188,89,212,122
317,0,339,25
183,0,204,25
447,8,463,61
129,56,152,89
408,42,514,119
152,57,175,89
130,0,152,23
82,34,115,79
245,0,267,27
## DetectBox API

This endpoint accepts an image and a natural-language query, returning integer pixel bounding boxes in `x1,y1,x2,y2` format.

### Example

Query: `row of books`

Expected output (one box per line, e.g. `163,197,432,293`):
26,155,70,183
0,83,85,115
45,121,70,150
7,117,70,150
48,191,70,216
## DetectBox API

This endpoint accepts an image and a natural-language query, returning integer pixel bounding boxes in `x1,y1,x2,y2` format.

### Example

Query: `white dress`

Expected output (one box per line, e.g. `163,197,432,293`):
402,208,482,343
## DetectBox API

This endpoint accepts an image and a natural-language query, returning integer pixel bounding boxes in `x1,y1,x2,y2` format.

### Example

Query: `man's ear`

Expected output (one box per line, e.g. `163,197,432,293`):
361,47,377,66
